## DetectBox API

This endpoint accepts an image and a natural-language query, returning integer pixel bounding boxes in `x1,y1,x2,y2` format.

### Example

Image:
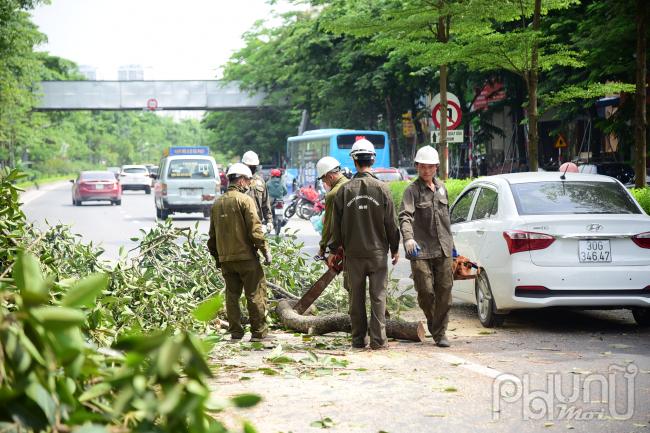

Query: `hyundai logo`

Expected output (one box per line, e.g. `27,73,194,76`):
587,224,604,232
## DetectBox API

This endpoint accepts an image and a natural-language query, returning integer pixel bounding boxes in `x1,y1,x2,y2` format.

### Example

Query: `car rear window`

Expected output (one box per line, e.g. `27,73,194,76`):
80,172,115,181
123,167,148,174
510,181,641,215
167,159,215,179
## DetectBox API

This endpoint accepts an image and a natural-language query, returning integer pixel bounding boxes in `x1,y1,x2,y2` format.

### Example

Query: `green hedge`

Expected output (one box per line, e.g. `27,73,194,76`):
631,188,650,214
389,180,650,215
389,178,473,209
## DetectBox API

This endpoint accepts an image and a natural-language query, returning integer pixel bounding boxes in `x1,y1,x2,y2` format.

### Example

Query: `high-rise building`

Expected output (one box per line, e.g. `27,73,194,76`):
118,64,145,81
78,65,97,80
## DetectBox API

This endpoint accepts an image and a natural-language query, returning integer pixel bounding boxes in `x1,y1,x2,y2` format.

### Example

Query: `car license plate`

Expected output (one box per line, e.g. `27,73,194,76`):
180,188,200,196
578,240,611,263
95,184,104,190
274,207,284,216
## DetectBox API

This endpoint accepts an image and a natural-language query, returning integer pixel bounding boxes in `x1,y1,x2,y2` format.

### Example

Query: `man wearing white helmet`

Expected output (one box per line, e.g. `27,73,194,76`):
316,156,348,257
208,162,272,342
242,150,273,233
329,138,400,350
398,145,454,348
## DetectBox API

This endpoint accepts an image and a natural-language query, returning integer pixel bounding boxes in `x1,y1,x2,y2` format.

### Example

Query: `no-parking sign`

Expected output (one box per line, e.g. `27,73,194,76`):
431,92,462,130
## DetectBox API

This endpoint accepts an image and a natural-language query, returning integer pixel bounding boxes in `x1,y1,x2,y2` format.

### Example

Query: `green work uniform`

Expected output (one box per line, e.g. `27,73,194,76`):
247,173,272,225
208,184,270,339
331,172,400,348
266,177,287,201
319,175,348,253
399,177,454,341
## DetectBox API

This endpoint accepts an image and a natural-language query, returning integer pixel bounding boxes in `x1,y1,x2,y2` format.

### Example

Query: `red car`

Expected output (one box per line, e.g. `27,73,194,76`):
372,167,405,182
71,171,122,206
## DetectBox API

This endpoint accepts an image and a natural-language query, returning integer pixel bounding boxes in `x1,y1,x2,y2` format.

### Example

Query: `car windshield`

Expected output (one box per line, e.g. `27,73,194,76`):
168,159,215,178
510,181,641,215
80,172,115,181
374,171,402,182
123,167,148,174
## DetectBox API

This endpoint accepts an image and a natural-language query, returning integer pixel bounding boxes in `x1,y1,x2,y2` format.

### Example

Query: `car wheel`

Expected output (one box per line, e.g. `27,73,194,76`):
115,199,122,206
203,208,210,218
145,186,151,194
156,207,162,219
160,208,170,220
632,308,650,326
475,271,506,328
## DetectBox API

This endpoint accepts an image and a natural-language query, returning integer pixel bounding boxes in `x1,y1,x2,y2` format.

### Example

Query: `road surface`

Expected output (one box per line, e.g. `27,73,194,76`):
22,181,650,433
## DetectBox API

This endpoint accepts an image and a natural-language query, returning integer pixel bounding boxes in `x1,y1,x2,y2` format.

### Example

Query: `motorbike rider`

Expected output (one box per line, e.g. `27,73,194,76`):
266,169,287,201
242,150,273,233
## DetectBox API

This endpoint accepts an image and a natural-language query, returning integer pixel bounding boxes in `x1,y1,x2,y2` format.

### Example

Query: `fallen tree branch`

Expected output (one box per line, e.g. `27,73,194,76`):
267,281,299,300
276,299,426,342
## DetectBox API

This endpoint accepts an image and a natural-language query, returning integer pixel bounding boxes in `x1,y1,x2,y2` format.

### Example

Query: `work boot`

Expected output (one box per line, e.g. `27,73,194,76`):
250,332,271,342
435,335,450,348
369,343,389,351
230,333,244,342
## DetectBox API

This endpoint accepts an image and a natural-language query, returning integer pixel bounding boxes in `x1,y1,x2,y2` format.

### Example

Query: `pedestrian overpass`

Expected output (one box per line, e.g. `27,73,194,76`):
34,80,267,111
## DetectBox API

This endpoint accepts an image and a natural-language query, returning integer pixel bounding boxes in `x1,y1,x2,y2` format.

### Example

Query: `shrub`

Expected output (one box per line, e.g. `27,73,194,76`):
631,187,650,214
388,177,473,208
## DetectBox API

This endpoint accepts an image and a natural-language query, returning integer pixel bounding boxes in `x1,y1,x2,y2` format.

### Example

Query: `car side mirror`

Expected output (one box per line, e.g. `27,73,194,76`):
69,179,75,183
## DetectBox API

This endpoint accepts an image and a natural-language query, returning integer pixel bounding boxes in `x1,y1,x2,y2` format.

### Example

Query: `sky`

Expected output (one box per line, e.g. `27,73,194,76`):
30,0,294,80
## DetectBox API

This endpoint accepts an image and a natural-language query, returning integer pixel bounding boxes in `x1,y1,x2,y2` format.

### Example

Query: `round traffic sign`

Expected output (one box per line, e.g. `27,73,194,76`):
432,100,462,130
146,98,158,111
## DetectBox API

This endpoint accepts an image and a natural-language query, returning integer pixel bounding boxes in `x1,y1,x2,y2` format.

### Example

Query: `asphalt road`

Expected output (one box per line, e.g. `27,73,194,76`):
22,181,650,433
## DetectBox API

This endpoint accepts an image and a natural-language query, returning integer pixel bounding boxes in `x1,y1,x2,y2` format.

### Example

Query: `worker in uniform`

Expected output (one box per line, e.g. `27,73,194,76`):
242,150,273,233
207,163,272,341
398,146,454,347
316,156,348,258
329,139,400,350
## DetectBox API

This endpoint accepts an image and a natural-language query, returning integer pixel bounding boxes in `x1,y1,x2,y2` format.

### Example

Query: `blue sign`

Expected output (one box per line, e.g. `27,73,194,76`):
166,146,209,156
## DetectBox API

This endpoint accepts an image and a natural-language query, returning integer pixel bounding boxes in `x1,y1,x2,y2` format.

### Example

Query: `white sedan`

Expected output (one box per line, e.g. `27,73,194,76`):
449,172,650,327
119,165,152,194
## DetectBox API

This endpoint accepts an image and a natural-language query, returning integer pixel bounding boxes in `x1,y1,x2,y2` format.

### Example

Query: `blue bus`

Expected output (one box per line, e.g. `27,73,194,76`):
286,129,390,186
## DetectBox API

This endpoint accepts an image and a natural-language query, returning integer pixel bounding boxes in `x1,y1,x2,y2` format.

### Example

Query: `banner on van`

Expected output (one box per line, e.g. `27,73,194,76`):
164,146,210,156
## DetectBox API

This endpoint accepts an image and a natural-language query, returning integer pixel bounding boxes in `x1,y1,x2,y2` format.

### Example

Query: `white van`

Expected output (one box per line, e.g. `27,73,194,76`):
153,147,220,219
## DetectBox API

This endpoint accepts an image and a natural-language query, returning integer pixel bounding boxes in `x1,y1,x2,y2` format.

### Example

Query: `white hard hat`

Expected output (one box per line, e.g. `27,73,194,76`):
241,150,260,166
350,138,376,159
316,156,341,179
226,162,252,179
414,145,440,165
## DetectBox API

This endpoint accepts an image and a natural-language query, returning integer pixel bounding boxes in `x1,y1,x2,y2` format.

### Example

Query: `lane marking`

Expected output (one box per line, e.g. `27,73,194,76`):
20,181,69,205
433,352,521,385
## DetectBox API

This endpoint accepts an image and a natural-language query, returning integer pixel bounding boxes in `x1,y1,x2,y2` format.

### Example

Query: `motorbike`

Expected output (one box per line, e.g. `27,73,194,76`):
284,193,299,218
294,186,324,220
271,198,287,236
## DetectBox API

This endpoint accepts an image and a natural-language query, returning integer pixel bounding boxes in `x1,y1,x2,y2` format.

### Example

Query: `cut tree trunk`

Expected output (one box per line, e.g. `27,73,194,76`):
276,299,427,342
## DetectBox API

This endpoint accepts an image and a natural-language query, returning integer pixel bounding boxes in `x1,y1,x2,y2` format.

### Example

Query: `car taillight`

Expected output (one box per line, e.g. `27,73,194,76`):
632,232,650,249
161,183,167,196
503,230,555,254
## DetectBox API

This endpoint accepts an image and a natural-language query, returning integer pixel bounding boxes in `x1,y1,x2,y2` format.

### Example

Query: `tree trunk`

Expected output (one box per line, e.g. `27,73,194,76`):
634,0,647,188
527,0,542,172
385,96,400,167
276,300,427,342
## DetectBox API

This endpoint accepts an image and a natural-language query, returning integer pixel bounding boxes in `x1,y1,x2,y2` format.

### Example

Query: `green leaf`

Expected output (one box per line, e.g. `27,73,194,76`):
26,379,57,425
243,420,259,433
191,294,224,322
13,251,48,305
157,338,180,378
61,273,109,308
79,382,112,402
231,393,262,408
30,306,86,330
